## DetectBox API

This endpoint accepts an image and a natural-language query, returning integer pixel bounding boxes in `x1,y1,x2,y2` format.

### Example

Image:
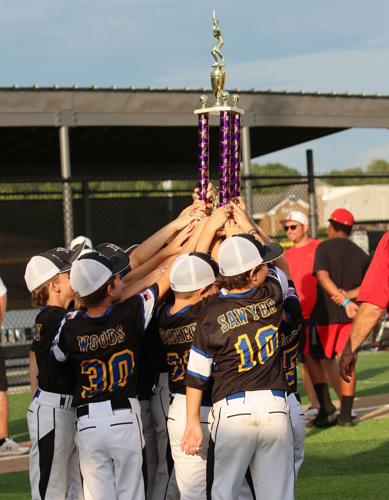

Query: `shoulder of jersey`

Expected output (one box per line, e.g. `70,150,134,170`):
35,306,67,323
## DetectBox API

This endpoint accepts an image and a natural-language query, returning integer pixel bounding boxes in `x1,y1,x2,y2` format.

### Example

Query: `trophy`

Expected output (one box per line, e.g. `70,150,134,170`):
194,11,245,206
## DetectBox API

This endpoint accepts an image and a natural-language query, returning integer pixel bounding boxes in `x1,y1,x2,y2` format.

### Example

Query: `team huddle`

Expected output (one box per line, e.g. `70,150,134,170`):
24,189,309,500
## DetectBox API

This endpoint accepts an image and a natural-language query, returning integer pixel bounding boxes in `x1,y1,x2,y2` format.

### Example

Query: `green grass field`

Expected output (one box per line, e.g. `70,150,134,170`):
1,352,389,500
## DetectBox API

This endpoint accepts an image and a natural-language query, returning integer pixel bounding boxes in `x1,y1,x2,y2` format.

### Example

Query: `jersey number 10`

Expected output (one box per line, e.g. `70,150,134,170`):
234,325,278,372
80,349,135,399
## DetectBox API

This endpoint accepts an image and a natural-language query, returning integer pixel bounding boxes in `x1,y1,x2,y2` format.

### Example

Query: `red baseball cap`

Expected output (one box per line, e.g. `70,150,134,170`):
329,208,355,227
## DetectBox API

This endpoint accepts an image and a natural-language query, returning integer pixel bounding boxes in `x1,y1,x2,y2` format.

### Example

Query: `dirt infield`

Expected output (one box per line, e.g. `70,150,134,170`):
0,443,30,474
1,392,389,475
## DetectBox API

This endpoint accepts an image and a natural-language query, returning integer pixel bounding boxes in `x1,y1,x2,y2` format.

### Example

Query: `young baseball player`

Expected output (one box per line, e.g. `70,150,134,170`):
182,233,294,500
232,201,305,479
24,246,83,500
51,250,159,500
96,242,160,498
158,251,219,500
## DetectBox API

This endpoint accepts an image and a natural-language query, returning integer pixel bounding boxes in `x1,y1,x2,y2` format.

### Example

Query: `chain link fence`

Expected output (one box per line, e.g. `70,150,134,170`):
1,173,388,386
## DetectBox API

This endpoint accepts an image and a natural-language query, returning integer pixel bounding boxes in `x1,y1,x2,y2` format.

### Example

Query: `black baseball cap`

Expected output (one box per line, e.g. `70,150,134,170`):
70,250,129,297
96,243,131,273
24,244,84,292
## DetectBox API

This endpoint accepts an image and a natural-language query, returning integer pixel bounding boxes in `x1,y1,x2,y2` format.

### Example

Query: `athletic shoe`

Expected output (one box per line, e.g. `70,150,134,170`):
335,408,357,418
304,406,319,421
310,410,338,429
0,437,30,456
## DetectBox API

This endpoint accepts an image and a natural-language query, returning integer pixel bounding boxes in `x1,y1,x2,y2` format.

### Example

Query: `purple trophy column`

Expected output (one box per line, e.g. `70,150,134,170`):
219,111,231,205
231,112,241,199
198,113,209,202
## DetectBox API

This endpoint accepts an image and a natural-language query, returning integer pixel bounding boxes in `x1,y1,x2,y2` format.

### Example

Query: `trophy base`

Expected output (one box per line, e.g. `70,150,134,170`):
194,106,245,116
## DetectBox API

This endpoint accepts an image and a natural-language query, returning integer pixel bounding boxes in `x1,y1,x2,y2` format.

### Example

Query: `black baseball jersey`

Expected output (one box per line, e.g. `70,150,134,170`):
31,306,76,394
137,315,162,401
52,285,158,407
185,267,289,403
157,301,204,395
279,281,303,393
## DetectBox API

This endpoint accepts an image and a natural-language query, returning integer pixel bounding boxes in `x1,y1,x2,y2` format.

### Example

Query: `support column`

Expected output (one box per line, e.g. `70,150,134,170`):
59,126,74,247
242,126,253,215
306,149,318,238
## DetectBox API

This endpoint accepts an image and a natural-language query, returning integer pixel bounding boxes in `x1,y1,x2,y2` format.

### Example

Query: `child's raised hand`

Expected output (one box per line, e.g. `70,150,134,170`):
224,218,243,238
231,203,253,233
207,204,232,230
165,223,195,256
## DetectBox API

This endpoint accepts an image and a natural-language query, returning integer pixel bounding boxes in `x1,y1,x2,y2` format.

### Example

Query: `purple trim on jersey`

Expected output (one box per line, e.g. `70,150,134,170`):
191,345,213,359
186,369,210,381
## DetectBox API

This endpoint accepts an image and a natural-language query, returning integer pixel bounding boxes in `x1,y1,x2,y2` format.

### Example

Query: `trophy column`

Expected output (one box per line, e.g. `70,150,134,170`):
219,110,231,205
198,112,209,202
230,108,241,198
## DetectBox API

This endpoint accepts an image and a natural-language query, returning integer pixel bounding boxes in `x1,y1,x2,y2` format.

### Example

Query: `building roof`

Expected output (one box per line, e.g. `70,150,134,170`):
1,87,389,178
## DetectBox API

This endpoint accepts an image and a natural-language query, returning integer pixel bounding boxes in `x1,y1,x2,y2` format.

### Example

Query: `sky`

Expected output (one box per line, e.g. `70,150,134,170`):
2,0,389,173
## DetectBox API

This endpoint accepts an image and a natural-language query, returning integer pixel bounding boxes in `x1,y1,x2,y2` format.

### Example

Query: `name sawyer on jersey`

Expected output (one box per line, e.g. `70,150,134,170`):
52,286,158,406
186,266,290,403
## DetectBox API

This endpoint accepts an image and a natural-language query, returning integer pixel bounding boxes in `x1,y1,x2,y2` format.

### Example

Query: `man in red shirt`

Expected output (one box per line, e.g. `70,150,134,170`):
313,208,370,426
340,232,389,381
283,211,320,415
283,211,339,424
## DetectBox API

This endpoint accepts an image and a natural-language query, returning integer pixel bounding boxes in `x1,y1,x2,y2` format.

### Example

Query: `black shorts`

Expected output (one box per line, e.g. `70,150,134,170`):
0,346,8,391
308,323,326,360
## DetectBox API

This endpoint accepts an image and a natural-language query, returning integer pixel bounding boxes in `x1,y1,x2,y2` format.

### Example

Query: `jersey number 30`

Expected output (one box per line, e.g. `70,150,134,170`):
234,325,278,372
80,349,135,399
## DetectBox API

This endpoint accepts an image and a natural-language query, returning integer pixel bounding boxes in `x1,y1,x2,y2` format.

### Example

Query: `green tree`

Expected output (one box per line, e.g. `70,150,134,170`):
251,162,301,178
325,167,365,186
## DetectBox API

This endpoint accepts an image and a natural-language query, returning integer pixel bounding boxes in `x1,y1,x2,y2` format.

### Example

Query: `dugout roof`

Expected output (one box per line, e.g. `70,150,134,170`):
1,86,389,179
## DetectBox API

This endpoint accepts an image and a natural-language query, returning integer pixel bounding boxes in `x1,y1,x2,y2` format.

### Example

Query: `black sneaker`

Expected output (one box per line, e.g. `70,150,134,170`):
311,410,338,429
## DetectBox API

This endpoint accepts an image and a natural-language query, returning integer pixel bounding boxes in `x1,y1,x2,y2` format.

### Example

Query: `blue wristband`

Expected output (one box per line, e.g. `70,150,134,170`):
341,298,351,308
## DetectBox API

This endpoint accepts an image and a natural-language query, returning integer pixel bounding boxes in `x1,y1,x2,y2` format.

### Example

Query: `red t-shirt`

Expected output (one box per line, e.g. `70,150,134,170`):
358,232,389,309
285,239,321,319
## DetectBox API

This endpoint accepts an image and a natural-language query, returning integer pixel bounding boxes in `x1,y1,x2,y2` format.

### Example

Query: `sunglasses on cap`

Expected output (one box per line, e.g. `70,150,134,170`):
284,224,301,232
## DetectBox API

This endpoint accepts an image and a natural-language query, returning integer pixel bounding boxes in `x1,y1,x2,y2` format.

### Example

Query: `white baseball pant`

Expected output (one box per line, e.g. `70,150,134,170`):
168,394,255,500
75,398,144,500
287,393,305,478
149,372,179,500
208,390,294,500
27,389,83,500
167,393,212,500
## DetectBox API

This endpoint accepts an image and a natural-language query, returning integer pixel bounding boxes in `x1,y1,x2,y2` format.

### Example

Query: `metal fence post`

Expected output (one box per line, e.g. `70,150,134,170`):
59,126,74,247
82,179,92,241
306,149,318,238
242,126,253,215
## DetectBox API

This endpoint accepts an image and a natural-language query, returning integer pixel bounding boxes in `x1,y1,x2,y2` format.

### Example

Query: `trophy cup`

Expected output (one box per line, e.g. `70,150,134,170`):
194,11,245,206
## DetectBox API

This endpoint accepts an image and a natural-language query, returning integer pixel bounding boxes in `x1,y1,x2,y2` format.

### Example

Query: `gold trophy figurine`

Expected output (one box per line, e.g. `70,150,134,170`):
211,10,225,67
210,10,226,107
